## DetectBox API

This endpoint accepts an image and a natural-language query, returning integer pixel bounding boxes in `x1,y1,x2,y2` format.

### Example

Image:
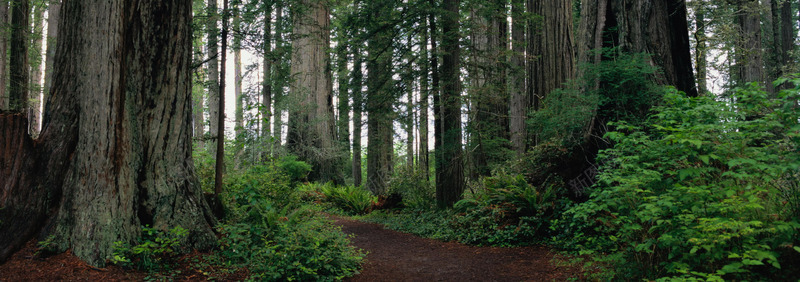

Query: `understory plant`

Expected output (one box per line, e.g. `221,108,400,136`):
555,83,800,280
111,226,188,273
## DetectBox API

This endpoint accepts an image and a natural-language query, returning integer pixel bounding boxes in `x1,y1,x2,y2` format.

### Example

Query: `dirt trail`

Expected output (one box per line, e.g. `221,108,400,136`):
332,216,575,281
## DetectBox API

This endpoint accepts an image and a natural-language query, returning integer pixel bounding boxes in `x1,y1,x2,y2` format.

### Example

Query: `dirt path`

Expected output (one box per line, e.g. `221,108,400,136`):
332,216,576,281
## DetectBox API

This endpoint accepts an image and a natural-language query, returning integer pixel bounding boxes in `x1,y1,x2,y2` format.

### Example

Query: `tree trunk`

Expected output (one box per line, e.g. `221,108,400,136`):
695,5,707,95
530,0,574,111
42,0,60,117
336,44,349,155
1,0,217,266
578,0,697,96
272,4,284,147
287,0,341,184
352,44,363,187
234,14,243,138
262,2,272,142
436,0,465,208
206,0,219,155
736,0,764,86
775,0,794,90
509,0,526,156
418,12,430,181
214,0,228,201
406,73,414,170
0,0,8,110
366,1,394,195
28,2,44,135
9,0,28,113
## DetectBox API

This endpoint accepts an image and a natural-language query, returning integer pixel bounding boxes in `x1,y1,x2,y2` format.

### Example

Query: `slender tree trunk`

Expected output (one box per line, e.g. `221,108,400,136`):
207,0,219,155
0,0,8,110
436,0,465,208
695,5,707,95
406,74,414,170
1,0,217,265
234,11,243,137
28,2,44,135
775,0,794,89
335,44,349,155
509,0,526,155
272,4,283,147
42,0,59,116
287,0,341,183
214,0,228,199
9,0,28,113
418,13,430,181
366,1,394,195
429,0,441,189
351,44,363,187
262,2,272,143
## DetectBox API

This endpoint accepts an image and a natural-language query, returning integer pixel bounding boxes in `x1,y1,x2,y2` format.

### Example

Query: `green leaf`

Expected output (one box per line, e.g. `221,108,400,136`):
794,246,800,254
699,155,710,165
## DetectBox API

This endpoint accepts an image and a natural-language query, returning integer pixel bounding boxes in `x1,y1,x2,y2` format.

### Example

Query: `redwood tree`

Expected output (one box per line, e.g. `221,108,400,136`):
0,0,217,266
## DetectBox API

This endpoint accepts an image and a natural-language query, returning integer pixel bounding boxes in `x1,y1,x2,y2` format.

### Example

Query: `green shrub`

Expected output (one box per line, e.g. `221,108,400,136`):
112,226,188,272
223,164,298,222
217,209,364,281
556,84,800,280
320,183,377,215
388,166,435,210
277,154,312,183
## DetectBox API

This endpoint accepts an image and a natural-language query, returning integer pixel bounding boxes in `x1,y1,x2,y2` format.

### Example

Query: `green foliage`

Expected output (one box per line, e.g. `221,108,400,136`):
111,226,188,273
555,83,800,280
277,154,313,183
223,164,298,222
318,183,377,215
34,235,57,257
388,166,435,210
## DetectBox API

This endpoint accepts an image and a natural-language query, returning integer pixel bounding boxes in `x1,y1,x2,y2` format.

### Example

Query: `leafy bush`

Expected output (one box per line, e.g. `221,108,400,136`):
555,84,800,280
223,164,298,223
319,183,377,215
217,208,364,281
277,154,312,183
388,166,435,210
112,226,188,272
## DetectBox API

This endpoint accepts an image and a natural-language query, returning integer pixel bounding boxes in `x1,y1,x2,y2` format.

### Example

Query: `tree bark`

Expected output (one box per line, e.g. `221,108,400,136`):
214,0,228,199
9,0,28,113
206,0,220,155
287,0,342,183
42,0,60,116
736,0,764,86
418,12,430,181
509,0,526,156
1,0,217,266
436,0,465,208
530,0,574,111
0,0,8,110
28,2,44,135
578,0,697,96
272,4,284,147
366,0,394,195
351,43,363,187
262,2,272,142
695,5,707,95
775,0,794,90
234,11,243,137
335,43,349,155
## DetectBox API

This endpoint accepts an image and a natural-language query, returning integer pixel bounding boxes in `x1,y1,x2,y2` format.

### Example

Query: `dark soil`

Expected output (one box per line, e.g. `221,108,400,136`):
1,217,577,281
332,216,578,281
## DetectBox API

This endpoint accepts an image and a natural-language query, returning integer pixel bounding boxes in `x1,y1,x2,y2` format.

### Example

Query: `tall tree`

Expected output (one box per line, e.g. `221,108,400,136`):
262,1,273,141
509,0,526,155
28,1,44,134
272,3,285,147
577,0,697,96
436,0,465,208
214,0,229,201
734,0,763,86
468,0,509,178
0,0,8,110
418,12,430,181
775,0,794,89
42,0,60,113
206,0,220,154
0,0,217,265
695,4,708,95
191,0,206,149
8,0,29,113
351,40,363,187
529,0,575,112
287,0,342,183
234,3,243,137
365,0,394,195
335,39,349,155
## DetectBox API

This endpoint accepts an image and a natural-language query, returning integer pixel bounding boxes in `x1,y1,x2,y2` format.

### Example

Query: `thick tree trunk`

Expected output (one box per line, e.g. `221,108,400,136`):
736,0,763,86
207,0,220,155
287,0,341,183
436,0,465,208
366,1,394,195
530,0,574,111
9,0,28,113
578,0,697,96
1,0,217,266
509,0,526,156
775,0,794,90
0,1,8,110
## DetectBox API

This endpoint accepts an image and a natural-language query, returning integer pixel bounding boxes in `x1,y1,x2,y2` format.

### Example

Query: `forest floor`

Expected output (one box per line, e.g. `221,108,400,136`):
0,217,579,281
332,216,580,281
